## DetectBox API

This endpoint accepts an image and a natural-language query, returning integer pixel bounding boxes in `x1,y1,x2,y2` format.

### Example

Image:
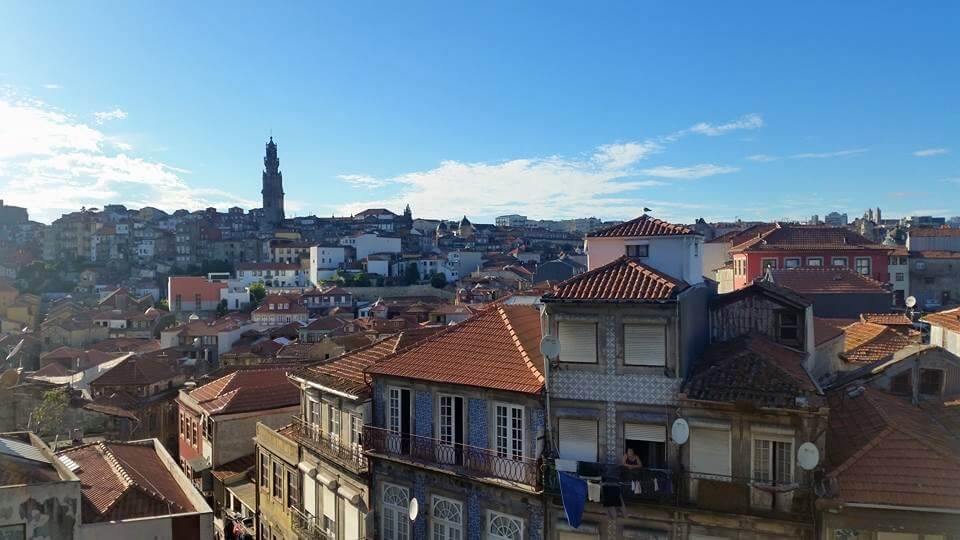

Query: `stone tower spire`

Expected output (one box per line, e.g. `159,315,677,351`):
261,136,285,229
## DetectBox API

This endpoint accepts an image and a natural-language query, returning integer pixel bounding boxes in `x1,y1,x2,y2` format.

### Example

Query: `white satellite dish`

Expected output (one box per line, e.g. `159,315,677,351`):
671,418,689,445
797,442,820,471
540,335,560,360
408,497,419,521
905,296,917,308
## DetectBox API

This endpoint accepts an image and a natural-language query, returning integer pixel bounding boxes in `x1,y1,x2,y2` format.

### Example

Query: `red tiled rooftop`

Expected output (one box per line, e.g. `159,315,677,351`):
90,354,178,387
923,307,960,333
840,322,918,364
731,224,888,252
586,214,695,238
859,312,912,326
58,440,198,523
543,255,688,302
827,387,960,509
766,267,889,295
187,367,299,415
366,305,544,394
909,227,960,237
706,223,778,245
813,317,845,346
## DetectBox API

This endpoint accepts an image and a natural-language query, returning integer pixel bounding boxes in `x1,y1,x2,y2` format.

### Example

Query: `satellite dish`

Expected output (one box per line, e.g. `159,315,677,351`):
797,442,820,471
540,336,560,360
905,296,917,308
408,497,419,521
671,418,689,445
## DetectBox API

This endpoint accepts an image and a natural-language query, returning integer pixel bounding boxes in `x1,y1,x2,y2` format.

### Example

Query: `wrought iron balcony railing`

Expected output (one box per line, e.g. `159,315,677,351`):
291,416,368,475
290,505,332,540
364,425,541,490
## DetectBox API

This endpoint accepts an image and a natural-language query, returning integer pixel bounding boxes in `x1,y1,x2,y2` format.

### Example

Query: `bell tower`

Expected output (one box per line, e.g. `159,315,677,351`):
261,136,285,229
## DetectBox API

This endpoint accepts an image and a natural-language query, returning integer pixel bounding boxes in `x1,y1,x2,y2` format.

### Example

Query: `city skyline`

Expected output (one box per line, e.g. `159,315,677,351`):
1,2,958,224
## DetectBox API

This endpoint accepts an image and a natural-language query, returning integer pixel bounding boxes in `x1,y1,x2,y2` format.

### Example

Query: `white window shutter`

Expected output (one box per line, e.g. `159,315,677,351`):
558,322,597,363
624,423,666,443
344,502,360,540
322,484,337,520
302,474,317,517
624,324,666,366
558,418,599,462
690,427,731,478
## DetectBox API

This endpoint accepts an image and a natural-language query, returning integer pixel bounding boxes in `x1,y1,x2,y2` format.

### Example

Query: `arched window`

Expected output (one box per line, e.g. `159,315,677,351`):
487,511,523,540
381,483,409,540
431,496,462,540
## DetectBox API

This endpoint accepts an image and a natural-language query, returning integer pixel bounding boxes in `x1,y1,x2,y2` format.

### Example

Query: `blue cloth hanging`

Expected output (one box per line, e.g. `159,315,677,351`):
558,471,587,528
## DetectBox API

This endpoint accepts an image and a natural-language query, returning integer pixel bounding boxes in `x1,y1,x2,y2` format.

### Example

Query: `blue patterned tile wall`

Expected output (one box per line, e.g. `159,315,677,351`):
467,491,481,540
413,474,427,540
373,379,385,426
530,407,545,454
528,504,544,540
468,398,488,448
415,390,433,438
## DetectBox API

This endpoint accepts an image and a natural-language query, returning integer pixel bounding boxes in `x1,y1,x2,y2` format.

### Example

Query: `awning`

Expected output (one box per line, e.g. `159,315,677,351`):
187,456,211,472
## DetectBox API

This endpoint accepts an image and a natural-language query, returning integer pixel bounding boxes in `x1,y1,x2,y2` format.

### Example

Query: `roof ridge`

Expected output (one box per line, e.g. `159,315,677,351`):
497,306,544,385
828,424,893,479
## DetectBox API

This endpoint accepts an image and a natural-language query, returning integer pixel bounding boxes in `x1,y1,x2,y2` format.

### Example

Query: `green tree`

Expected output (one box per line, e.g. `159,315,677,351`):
352,272,371,287
32,388,69,437
216,299,229,317
403,263,420,285
249,282,267,307
430,272,448,289
155,299,170,311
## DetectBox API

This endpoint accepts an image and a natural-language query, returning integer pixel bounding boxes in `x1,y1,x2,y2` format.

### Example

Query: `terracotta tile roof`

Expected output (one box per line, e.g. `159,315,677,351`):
706,223,778,245
827,387,960,509
211,454,256,482
586,214,695,238
731,224,888,252
304,316,347,331
188,367,299,415
923,307,960,333
910,250,960,259
841,322,918,364
859,312,912,326
171,314,251,336
90,355,178,387
813,317,845,346
909,227,960,237
543,255,688,302
254,294,308,315
58,440,197,522
684,333,819,408
293,327,445,396
765,267,889,295
31,362,71,378
366,305,544,394
167,276,226,302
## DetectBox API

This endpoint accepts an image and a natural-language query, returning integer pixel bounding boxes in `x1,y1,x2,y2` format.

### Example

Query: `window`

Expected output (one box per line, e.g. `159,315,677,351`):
286,468,298,508
753,438,793,484
915,261,927,270
381,483,409,540
761,258,777,270
919,369,944,396
831,257,848,267
855,257,871,276
895,272,904,282
623,324,666,366
259,453,269,489
328,403,341,443
624,423,666,469
350,414,363,448
558,321,598,363
690,425,731,479
777,311,800,345
557,418,598,462
625,244,649,258
388,389,402,433
194,293,202,308
495,404,524,460
487,511,524,540
805,257,823,267
272,461,283,499
431,496,463,540
890,372,911,395
784,257,800,269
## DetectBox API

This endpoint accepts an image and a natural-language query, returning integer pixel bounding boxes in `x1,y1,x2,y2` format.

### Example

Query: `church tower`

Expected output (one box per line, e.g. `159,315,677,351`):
261,136,285,229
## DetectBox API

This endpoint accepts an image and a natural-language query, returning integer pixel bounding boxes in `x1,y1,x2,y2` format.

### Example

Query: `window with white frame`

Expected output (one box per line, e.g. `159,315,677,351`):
328,403,341,443
855,257,871,276
495,404,524,460
558,321,598,363
350,414,363,447
752,436,794,484
388,388,402,433
831,257,848,267
431,496,463,540
487,511,524,540
623,324,666,366
805,257,823,266
381,483,410,540
784,257,800,269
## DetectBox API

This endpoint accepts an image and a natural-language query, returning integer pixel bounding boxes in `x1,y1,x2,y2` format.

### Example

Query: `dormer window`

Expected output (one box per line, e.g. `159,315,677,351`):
625,244,649,258
777,311,800,345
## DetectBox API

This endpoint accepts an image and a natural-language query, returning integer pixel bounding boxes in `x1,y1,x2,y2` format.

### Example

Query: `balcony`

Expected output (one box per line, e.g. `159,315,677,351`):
543,460,813,521
291,416,368,475
364,426,541,491
290,506,332,540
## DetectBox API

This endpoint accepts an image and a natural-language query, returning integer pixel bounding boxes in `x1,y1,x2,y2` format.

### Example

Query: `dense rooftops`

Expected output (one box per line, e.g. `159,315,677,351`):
730,224,888,252
586,214,696,238
186,367,299,415
765,267,889,295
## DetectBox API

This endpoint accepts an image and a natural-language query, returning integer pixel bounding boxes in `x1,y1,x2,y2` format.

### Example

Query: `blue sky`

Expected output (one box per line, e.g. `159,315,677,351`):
1,1,957,224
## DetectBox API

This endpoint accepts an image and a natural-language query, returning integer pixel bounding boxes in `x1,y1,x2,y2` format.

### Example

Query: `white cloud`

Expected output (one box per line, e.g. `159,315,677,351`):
42,83,61,90
913,147,949,157
338,174,388,189
592,141,663,169
640,164,739,179
746,148,868,162
0,92,255,222
93,108,128,124
746,154,778,163
687,113,764,136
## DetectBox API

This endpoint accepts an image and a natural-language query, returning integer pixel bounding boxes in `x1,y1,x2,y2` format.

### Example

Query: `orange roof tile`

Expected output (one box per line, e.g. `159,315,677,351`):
827,387,960,509
923,307,960,333
543,255,688,301
366,305,544,394
859,312,912,326
90,355,178,387
188,367,299,415
586,214,695,238
813,317,845,346
766,267,889,294
841,322,918,364
731,224,888,252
